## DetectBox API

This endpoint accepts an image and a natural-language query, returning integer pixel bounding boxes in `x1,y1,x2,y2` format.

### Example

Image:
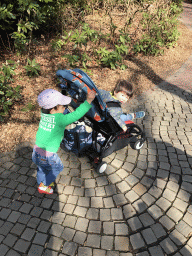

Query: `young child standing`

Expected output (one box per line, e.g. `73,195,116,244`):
99,80,145,132
32,88,95,194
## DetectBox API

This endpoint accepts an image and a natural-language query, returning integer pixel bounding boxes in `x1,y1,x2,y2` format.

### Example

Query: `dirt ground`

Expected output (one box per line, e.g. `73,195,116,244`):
1,20,192,153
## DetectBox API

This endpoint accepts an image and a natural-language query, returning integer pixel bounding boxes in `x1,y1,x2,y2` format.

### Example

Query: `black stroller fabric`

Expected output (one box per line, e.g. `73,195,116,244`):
62,125,92,154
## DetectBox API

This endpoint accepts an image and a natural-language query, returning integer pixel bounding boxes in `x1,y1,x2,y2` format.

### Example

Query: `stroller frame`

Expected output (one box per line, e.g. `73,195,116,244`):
57,68,145,173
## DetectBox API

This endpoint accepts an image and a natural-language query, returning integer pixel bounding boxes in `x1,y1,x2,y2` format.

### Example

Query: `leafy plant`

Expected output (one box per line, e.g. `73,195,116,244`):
24,59,41,77
0,3,16,31
63,54,80,67
0,60,21,119
21,102,36,112
51,38,66,51
133,3,181,56
81,52,90,69
97,47,126,70
11,31,28,53
82,23,98,42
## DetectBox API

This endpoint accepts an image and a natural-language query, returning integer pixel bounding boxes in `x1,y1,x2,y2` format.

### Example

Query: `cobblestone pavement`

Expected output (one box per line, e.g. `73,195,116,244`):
0,4,192,256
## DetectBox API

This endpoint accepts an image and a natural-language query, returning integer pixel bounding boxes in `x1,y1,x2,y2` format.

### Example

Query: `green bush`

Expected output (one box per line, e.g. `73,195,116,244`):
24,59,41,77
0,61,21,119
133,2,181,55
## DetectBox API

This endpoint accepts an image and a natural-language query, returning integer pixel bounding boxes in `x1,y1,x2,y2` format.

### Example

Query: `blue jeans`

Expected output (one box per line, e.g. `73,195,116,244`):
120,113,133,121
32,148,63,186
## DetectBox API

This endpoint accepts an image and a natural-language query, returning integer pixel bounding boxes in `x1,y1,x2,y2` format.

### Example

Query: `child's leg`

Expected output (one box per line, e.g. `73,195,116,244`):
120,111,145,121
120,113,134,121
44,153,64,186
32,149,47,185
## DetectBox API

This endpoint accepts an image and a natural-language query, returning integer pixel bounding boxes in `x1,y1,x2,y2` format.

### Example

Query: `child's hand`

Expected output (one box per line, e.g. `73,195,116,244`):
87,90,96,104
123,126,127,132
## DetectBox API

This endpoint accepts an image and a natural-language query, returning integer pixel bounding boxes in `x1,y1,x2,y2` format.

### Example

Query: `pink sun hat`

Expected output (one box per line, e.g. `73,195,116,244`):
38,89,71,109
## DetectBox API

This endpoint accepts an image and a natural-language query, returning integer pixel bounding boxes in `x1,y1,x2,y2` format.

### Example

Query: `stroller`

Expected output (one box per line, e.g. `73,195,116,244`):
56,68,145,173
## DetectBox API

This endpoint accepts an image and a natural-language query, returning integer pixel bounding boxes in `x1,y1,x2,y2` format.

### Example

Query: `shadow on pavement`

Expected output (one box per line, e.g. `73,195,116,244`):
128,56,192,104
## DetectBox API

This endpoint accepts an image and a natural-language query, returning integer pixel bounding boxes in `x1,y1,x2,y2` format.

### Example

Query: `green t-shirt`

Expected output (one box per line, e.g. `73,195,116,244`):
35,100,92,153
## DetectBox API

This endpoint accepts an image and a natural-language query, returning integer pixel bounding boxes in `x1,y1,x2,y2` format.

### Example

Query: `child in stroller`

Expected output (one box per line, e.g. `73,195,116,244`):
98,79,145,132
56,68,145,173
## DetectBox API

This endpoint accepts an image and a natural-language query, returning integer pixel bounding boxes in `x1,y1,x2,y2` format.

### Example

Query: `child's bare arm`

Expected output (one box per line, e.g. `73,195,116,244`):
86,90,96,104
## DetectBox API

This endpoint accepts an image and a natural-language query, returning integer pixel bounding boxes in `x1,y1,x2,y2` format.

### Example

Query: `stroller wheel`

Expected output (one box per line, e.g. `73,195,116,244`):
130,140,144,150
96,161,107,174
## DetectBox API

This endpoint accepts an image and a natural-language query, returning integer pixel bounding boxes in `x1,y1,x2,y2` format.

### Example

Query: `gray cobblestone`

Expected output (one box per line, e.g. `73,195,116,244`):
62,241,78,255
14,239,31,253
125,175,139,187
28,244,44,256
85,179,96,188
133,199,148,213
160,237,177,254
103,197,115,208
180,245,192,256
0,244,9,256
115,236,129,251
73,231,87,245
7,211,21,223
10,223,25,236
78,247,92,256
111,208,123,220
130,233,145,250
100,209,110,221
96,176,109,186
149,246,164,256
63,204,75,214
86,234,101,248
51,212,66,224
105,185,117,196
3,233,18,247
93,249,106,256
103,222,114,235
67,195,78,205
2,52,192,256
91,197,103,208
128,217,143,231
74,206,87,217
139,213,155,227
21,228,35,241
37,220,51,233
142,228,157,244
75,217,89,232
85,188,96,197
101,235,113,250
125,190,139,203
156,197,171,211
175,220,192,237
86,208,99,220
88,220,101,234
115,223,129,235
148,205,163,219
113,194,127,206
170,229,187,246
141,193,156,206
78,197,90,207
123,204,136,219
33,232,48,247
61,227,75,241
167,207,183,223
95,187,106,197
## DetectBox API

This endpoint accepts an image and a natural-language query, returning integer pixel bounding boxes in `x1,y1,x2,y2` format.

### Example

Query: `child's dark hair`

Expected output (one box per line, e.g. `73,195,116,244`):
113,80,133,97
41,105,58,114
